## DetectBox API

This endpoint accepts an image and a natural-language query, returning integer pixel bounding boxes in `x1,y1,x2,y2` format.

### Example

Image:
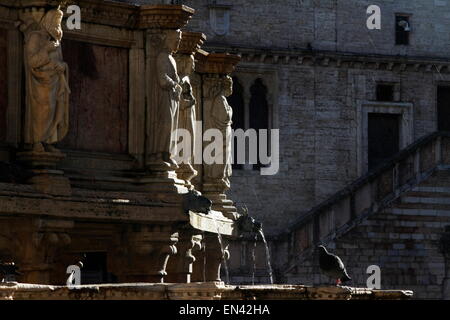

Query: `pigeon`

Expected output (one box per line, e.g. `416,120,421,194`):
318,245,351,286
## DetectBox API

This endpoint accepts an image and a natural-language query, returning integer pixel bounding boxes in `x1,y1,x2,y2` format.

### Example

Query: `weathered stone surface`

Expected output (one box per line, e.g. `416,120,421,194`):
60,40,129,154
0,28,6,143
0,282,412,300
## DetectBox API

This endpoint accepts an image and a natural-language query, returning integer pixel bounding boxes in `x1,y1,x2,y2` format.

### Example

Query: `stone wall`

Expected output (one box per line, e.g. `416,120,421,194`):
182,0,450,58
284,209,450,300
59,40,129,154
171,0,450,235
112,1,450,235
204,64,446,236
0,28,7,143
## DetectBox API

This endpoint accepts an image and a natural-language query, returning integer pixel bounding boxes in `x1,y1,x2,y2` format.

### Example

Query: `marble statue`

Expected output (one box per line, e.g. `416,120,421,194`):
204,76,233,189
147,30,182,168
175,54,198,182
22,7,70,153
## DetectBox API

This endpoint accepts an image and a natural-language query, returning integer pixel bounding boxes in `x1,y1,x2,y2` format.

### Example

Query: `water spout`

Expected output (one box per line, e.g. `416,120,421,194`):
236,206,273,284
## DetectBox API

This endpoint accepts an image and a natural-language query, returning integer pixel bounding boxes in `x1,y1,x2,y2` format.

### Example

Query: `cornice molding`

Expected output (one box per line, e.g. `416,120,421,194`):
205,44,450,74
0,1,196,30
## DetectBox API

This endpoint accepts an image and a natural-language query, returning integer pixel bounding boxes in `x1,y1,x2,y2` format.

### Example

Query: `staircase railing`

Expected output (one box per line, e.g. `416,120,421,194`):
282,131,450,272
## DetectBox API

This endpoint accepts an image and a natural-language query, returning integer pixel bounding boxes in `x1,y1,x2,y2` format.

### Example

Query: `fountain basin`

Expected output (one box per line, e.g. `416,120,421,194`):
189,210,238,237
0,282,413,300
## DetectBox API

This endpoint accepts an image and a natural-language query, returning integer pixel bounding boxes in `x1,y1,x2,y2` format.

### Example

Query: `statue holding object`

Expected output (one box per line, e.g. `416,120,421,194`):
175,53,198,185
21,6,70,154
146,30,182,169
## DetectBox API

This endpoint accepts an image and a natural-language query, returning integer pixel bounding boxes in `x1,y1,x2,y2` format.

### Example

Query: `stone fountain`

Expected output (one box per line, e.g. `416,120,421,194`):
0,0,412,300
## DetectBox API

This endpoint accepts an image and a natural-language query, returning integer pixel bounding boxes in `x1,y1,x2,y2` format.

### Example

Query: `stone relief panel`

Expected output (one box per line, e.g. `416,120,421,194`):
0,28,7,143
59,39,129,154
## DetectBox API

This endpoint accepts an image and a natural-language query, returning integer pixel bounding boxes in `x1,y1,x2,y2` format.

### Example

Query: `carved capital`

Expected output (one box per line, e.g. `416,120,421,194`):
178,31,206,55
195,52,240,75
138,4,195,30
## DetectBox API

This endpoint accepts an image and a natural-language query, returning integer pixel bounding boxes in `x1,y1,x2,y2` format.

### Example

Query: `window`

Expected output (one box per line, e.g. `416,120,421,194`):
368,113,400,170
81,252,108,284
249,79,269,170
376,84,395,102
437,86,450,131
395,15,410,45
226,75,273,171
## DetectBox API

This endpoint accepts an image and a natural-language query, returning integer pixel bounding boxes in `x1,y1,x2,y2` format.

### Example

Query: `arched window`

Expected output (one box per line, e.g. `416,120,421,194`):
228,77,245,169
249,78,269,170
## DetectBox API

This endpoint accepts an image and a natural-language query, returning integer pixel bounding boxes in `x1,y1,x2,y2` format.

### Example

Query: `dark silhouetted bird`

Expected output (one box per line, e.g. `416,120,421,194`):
318,245,351,286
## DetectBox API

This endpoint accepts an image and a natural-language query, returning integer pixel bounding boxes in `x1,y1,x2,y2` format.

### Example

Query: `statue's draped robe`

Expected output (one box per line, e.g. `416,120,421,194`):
178,76,196,164
205,94,233,186
147,51,180,162
24,30,69,145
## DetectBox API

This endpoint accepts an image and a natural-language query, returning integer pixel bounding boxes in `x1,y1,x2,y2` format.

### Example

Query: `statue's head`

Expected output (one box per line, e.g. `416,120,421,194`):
165,30,182,54
40,6,64,42
177,54,195,77
223,76,233,97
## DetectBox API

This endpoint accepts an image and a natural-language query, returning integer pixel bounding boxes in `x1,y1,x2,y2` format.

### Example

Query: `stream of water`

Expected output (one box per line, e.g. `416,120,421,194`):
259,230,274,285
202,231,206,283
251,234,257,285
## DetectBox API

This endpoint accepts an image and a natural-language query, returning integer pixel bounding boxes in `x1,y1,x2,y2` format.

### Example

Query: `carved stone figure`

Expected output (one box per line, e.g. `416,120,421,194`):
22,7,70,153
175,54,198,183
204,76,233,189
146,30,182,169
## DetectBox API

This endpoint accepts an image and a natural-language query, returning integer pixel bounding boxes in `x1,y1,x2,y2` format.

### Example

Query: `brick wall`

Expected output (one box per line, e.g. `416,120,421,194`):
284,212,450,299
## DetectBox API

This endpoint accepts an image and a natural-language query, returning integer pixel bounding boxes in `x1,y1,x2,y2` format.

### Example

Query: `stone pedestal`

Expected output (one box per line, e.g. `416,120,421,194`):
134,166,188,194
16,151,71,196
202,182,238,220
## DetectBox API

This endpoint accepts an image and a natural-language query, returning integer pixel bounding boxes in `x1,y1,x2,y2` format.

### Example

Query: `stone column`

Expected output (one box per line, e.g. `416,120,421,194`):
117,224,179,283
17,4,71,196
191,233,230,283
166,230,202,283
195,53,241,219
136,4,194,194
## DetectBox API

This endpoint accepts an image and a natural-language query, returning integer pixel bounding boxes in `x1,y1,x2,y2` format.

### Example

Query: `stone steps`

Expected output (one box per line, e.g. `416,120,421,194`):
388,207,450,217
401,196,450,205
396,202,450,210
411,186,450,195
